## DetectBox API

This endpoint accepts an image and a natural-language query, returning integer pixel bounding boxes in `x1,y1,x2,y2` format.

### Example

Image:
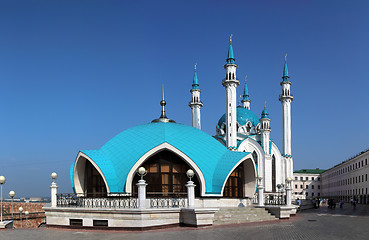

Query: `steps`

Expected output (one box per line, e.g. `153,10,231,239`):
213,207,278,225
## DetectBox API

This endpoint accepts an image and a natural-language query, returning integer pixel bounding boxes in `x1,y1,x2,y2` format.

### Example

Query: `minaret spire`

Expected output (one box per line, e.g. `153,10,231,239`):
241,75,251,109
279,54,294,179
152,85,175,123
222,35,239,149
189,63,203,129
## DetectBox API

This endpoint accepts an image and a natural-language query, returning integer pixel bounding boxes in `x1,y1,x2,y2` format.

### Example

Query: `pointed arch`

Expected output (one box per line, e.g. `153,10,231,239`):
220,156,257,198
73,152,110,196
125,143,206,196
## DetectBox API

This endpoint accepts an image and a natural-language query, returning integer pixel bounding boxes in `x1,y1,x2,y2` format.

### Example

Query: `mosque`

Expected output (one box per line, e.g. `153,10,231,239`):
44,37,295,229
70,36,294,201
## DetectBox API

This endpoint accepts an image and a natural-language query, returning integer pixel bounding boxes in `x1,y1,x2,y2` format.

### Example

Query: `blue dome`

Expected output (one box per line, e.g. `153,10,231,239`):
73,122,251,195
218,107,260,127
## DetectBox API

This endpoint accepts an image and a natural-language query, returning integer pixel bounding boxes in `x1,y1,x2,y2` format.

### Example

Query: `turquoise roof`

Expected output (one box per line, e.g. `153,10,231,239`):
282,62,290,82
227,44,235,64
261,107,269,119
75,122,251,195
243,82,249,100
192,70,199,89
218,107,260,127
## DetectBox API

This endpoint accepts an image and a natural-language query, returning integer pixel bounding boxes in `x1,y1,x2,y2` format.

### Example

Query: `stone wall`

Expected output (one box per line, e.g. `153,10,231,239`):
1,202,46,228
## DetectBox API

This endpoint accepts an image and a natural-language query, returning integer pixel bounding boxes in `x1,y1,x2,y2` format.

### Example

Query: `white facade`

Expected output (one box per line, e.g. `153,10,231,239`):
293,171,323,200
321,149,369,203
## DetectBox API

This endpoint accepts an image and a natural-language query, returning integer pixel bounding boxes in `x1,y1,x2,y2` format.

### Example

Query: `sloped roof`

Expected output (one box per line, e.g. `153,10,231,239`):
78,122,251,194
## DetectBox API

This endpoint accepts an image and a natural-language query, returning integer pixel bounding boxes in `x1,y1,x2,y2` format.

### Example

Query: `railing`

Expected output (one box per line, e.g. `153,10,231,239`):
264,193,286,205
148,192,187,208
57,193,138,209
252,193,258,204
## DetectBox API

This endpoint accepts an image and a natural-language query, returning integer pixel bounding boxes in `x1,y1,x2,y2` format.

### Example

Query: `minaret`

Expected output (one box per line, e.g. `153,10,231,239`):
222,34,240,149
189,63,203,129
279,54,293,158
260,102,271,154
241,75,251,109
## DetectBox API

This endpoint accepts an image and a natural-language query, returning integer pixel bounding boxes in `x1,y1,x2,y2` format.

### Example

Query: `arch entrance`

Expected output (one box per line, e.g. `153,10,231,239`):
132,150,200,196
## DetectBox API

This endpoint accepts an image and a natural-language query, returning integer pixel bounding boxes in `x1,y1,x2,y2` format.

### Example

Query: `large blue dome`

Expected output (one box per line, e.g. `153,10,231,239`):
72,122,252,195
218,107,260,127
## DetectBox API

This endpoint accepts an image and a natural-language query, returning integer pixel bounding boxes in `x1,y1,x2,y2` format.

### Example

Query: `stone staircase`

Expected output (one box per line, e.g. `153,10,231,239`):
213,207,278,225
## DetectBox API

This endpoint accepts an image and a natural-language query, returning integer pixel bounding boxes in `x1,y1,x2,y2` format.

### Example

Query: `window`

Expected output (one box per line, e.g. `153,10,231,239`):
300,185,303,188
318,177,320,181
312,185,315,189
306,177,309,180
306,185,308,189
318,185,320,189
295,177,298,180
70,219,83,226
312,192,314,196
311,177,314,181
300,177,303,180
295,184,298,189
132,150,200,196
93,220,108,227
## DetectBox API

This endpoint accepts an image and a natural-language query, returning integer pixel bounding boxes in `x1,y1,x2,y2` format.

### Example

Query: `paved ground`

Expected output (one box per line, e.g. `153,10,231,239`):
1,205,369,240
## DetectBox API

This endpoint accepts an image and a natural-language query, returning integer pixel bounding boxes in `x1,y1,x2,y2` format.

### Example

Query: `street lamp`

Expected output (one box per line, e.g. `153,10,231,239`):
51,172,58,183
186,169,195,181
9,191,15,226
24,211,29,228
18,207,23,228
0,176,6,223
137,167,147,180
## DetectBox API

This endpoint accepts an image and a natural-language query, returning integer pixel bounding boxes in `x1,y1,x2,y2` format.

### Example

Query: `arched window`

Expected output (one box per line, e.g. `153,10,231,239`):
224,164,244,198
252,151,258,167
232,73,235,79
272,155,276,192
84,160,107,197
132,150,200,196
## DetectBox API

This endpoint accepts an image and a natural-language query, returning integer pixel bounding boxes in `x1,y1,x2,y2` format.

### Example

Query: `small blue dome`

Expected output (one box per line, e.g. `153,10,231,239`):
218,107,260,127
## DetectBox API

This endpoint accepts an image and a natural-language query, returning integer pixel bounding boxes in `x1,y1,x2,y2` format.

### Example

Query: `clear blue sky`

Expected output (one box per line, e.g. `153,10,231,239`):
1,0,369,197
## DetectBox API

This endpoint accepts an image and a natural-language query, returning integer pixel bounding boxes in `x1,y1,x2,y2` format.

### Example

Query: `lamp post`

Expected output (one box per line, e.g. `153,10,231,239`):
18,207,23,228
257,175,264,206
0,176,6,223
285,177,292,206
50,172,58,207
24,211,29,228
136,167,147,209
185,169,196,208
9,191,15,227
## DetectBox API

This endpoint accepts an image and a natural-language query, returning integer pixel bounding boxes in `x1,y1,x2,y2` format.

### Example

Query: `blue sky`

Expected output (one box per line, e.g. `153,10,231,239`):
0,0,369,197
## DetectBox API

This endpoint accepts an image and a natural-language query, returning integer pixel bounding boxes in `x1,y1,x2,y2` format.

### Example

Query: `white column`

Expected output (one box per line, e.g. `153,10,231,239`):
286,183,292,206
186,181,196,208
225,83,238,148
257,180,264,207
50,182,58,208
136,179,147,209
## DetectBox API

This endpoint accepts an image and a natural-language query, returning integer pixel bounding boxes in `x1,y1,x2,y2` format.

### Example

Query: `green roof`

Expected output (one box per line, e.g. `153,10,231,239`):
294,169,325,174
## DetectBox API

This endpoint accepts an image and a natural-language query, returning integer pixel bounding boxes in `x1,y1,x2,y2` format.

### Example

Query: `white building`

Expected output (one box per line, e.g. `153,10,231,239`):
293,169,324,199
321,149,369,204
